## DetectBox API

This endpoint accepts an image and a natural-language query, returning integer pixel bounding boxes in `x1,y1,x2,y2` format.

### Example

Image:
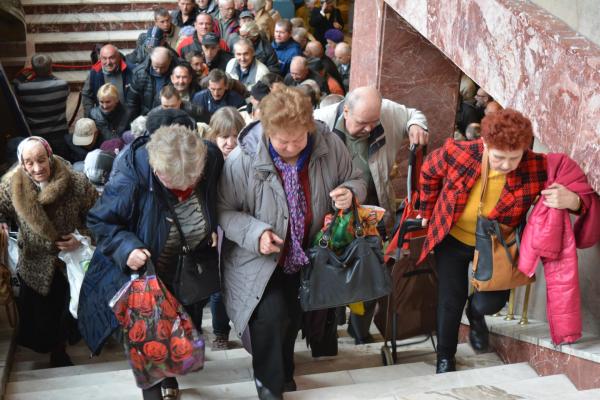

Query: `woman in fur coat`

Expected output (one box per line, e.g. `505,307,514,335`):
0,137,98,367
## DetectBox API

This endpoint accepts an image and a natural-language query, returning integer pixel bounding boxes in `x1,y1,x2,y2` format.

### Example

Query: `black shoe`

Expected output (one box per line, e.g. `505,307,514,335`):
347,324,375,345
436,357,456,373
283,379,297,392
254,379,283,400
466,304,489,353
49,351,73,368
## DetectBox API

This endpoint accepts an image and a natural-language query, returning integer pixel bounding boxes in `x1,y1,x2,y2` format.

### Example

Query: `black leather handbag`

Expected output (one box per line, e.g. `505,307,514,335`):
299,204,391,312
161,190,221,306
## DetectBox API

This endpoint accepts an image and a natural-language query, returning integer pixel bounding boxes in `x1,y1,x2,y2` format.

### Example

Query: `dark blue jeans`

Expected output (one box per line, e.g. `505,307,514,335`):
209,291,231,336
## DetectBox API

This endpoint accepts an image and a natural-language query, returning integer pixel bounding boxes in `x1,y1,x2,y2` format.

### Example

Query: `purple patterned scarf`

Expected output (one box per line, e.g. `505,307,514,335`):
269,138,312,274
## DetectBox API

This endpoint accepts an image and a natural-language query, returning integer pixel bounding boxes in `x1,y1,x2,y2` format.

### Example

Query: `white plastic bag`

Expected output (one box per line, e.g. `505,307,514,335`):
58,230,95,318
7,234,20,297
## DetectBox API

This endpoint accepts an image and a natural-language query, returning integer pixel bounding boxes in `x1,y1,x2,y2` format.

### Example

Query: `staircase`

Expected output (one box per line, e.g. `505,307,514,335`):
18,0,178,90
2,306,599,400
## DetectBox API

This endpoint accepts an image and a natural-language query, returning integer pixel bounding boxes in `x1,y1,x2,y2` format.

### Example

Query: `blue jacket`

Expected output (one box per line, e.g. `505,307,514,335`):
272,39,302,75
82,59,133,117
78,135,224,354
192,89,246,116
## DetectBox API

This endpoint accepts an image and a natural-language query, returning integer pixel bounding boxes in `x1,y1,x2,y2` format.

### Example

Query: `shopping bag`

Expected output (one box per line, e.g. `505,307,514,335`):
58,230,95,318
0,230,18,327
6,234,20,297
109,260,205,389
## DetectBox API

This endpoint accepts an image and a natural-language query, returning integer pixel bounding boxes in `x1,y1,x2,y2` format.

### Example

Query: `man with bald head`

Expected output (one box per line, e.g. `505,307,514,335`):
82,44,133,117
334,42,351,92
304,40,344,93
314,86,429,344
126,47,177,117
284,56,328,94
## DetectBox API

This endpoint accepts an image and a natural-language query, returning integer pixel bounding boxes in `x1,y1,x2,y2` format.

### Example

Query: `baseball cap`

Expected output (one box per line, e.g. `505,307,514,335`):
202,32,220,47
73,118,97,146
240,10,254,20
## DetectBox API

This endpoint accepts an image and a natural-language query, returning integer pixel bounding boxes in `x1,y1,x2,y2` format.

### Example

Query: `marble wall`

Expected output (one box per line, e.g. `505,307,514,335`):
378,0,600,193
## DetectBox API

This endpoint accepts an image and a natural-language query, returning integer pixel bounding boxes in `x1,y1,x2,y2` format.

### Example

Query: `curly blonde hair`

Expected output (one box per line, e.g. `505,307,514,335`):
147,125,207,188
260,87,315,137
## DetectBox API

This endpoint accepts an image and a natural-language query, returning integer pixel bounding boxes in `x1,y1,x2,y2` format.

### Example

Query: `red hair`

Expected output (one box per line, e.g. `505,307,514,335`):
480,108,533,150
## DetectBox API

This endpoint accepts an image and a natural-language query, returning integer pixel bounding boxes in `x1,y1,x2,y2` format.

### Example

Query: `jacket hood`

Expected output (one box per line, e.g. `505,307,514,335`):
237,119,332,157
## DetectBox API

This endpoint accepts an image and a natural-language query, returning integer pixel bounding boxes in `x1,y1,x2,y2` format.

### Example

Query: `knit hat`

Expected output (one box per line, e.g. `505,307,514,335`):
324,28,344,43
100,138,125,154
146,108,196,135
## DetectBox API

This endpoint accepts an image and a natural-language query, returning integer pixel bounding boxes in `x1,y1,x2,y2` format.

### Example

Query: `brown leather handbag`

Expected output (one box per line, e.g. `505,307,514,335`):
471,149,535,291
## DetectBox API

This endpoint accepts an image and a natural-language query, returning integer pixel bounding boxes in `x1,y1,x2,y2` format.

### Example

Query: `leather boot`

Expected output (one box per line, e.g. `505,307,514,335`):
436,357,456,373
466,303,489,353
254,378,283,400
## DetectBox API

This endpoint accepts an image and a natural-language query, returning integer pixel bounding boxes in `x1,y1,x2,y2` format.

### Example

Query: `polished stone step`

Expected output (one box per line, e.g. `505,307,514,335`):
26,11,154,33
22,0,175,15
384,374,579,399
30,30,143,52
284,363,544,400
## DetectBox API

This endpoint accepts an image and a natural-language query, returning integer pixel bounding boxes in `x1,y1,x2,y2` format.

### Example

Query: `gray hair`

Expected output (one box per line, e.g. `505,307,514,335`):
147,125,207,189
319,94,344,108
248,0,266,10
240,21,261,39
209,106,245,140
292,27,308,41
150,46,172,62
130,116,147,137
31,54,52,77
233,38,255,53
219,0,234,5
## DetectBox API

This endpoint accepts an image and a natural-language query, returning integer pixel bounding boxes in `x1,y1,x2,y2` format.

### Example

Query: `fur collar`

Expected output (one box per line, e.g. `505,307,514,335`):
11,159,71,242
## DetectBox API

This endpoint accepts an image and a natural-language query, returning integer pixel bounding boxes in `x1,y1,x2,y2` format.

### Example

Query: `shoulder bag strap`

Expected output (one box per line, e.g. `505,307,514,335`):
478,147,490,217
156,185,191,254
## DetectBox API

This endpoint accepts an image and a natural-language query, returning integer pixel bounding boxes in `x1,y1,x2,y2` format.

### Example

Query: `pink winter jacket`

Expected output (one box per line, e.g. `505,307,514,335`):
518,153,600,345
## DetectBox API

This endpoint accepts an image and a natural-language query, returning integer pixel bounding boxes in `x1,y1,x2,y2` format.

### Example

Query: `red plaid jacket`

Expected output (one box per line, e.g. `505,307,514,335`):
418,138,547,264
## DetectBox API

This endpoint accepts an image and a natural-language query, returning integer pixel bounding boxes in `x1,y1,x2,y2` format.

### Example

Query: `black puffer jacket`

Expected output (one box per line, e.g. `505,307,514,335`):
89,102,131,142
254,32,280,75
126,57,178,117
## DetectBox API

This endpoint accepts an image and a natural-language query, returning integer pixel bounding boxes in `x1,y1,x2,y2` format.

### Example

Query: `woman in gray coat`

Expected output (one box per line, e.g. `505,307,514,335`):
217,87,366,400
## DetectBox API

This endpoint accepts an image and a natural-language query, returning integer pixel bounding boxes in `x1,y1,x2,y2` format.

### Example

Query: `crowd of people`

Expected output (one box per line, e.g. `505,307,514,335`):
2,1,599,400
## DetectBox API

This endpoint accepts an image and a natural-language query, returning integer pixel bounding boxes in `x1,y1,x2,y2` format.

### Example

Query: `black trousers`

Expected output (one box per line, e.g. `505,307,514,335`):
434,235,509,359
249,268,302,396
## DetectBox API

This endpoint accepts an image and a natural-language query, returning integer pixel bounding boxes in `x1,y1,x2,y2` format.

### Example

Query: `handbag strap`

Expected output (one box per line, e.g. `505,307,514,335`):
478,147,490,216
319,196,363,247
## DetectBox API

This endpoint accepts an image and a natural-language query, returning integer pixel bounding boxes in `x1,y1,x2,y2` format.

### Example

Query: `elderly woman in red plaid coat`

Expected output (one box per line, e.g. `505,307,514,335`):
418,109,583,374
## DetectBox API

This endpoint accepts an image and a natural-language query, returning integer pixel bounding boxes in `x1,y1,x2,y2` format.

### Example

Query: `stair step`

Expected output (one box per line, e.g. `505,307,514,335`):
284,362,539,400
22,0,176,15
26,11,153,33
0,49,134,70
30,30,143,52
551,389,600,399
383,374,579,400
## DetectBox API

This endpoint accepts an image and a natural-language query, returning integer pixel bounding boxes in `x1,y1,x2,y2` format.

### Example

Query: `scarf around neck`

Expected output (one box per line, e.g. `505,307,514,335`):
268,136,312,274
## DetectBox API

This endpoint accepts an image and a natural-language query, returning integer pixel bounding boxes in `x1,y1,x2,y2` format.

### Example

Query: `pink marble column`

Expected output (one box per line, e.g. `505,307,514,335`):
348,0,385,89
378,4,461,196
